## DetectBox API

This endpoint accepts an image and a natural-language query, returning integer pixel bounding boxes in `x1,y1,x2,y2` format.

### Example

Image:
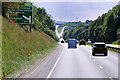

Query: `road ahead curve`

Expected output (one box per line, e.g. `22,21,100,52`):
20,43,118,79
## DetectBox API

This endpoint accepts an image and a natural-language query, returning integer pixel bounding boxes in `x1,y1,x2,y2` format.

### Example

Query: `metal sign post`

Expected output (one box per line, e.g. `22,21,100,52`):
30,24,32,32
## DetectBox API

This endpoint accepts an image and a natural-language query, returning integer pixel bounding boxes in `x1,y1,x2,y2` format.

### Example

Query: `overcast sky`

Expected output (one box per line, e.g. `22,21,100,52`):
29,0,119,22
29,0,120,2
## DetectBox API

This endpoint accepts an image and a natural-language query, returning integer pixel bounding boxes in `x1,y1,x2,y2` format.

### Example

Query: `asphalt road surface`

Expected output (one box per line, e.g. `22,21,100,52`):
55,25,66,41
20,43,118,79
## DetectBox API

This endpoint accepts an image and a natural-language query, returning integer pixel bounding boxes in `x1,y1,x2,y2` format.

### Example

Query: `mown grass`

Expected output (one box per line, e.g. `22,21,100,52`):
57,26,64,33
108,48,120,53
2,15,58,78
111,41,119,45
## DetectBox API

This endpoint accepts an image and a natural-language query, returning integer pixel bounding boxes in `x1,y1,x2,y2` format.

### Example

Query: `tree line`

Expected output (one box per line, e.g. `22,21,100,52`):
63,4,120,44
1,1,58,41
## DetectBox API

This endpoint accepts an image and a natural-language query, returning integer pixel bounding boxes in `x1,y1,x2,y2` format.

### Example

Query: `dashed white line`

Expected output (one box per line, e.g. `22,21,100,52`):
109,77,113,80
46,48,64,78
93,59,96,62
99,66,103,69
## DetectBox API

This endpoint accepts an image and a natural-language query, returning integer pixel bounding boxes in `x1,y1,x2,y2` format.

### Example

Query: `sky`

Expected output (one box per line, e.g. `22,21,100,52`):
29,0,119,22
29,0,120,2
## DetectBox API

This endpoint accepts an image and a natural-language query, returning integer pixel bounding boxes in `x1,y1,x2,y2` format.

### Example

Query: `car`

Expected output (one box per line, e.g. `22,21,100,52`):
61,40,64,43
88,39,92,44
88,40,92,44
65,40,68,43
92,42,108,56
79,40,86,46
88,41,91,43
68,39,77,48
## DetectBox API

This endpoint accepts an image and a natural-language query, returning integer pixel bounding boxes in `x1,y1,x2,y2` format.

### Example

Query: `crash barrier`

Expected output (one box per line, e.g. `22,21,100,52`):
87,43,94,45
87,43,120,53
107,46,120,53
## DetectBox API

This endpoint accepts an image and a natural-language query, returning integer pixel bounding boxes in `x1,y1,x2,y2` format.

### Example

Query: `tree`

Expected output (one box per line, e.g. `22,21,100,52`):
2,2,24,18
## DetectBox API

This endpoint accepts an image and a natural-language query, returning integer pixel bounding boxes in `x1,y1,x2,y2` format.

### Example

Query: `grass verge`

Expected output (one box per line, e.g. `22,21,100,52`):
57,26,64,33
0,15,2,78
107,48,120,53
6,44,59,78
2,15,58,78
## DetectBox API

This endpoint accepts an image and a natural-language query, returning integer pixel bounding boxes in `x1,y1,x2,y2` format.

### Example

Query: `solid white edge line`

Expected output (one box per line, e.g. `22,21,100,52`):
46,49,64,79
109,77,113,80
21,58,43,77
93,59,96,62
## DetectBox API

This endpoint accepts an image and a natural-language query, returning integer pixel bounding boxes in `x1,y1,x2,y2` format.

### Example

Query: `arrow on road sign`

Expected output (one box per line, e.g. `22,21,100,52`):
23,15,31,23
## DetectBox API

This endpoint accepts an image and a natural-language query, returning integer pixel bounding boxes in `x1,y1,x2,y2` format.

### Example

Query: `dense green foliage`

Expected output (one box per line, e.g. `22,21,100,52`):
1,15,57,77
117,28,120,44
62,21,90,40
31,4,58,40
1,2,58,78
2,2,58,41
63,23,88,40
63,5,120,44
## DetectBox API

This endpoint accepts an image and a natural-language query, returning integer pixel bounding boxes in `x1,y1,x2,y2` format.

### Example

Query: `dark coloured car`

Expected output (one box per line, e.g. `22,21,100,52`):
79,40,86,46
92,42,108,56
61,40,64,43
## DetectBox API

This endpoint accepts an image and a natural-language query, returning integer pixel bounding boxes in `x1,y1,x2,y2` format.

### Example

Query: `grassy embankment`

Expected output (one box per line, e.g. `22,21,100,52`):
57,26,64,33
0,15,2,78
1,15,58,78
111,41,120,45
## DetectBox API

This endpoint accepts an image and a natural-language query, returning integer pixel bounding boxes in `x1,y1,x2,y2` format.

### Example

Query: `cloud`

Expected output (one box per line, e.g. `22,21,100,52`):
30,2,117,21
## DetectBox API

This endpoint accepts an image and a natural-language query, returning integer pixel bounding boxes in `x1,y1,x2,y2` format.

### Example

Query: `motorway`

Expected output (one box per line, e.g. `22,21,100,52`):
55,25,66,41
20,25,119,79
20,43,118,79
49,43,118,78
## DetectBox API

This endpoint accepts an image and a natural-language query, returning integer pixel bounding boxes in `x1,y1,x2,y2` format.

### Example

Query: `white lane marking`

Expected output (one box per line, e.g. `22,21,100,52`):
22,46,62,77
46,49,64,78
30,61,42,75
21,61,42,77
30,45,62,75
93,59,96,62
109,77,113,80
99,66,103,69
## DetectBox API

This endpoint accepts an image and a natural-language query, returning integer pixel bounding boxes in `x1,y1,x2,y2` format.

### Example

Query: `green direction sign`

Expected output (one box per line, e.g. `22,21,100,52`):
9,6,32,24
19,6,32,10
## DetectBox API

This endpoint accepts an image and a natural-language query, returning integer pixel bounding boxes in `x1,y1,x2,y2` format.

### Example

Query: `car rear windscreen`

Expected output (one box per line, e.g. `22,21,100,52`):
95,44,105,47
69,40,76,43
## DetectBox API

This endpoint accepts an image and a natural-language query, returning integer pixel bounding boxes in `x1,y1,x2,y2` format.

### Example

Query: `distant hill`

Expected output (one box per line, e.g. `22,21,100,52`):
55,21,67,24
62,4,120,44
